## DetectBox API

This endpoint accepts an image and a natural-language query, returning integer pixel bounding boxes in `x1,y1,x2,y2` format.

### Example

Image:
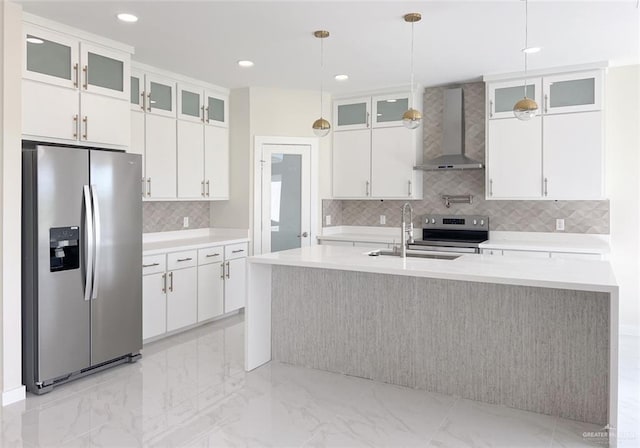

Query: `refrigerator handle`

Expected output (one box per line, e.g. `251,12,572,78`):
90,185,101,300
83,185,94,301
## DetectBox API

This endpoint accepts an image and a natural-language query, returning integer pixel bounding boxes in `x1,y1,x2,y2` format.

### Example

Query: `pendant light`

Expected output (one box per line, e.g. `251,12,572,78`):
402,13,422,130
312,30,331,137
513,0,539,120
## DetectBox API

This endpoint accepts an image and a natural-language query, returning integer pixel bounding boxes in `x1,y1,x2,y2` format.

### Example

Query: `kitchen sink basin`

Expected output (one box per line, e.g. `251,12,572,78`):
368,249,461,260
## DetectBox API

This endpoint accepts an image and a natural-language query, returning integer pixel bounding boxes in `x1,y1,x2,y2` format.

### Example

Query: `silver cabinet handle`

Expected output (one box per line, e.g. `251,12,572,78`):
83,185,94,301
73,114,78,138
201,105,205,122
201,180,205,197
168,271,173,292
544,177,548,197
408,180,412,197
73,63,79,88
176,257,192,262
162,273,167,293
141,178,146,198
206,253,220,258
206,180,210,197
366,111,370,128
489,179,493,197
143,262,160,268
147,178,151,197
82,116,88,140
90,185,101,300
296,232,309,238
489,100,493,118
231,249,244,253
365,180,370,196
220,263,225,279
205,106,210,123
82,65,88,90
225,261,230,279
147,92,152,112
141,91,146,111
544,94,549,114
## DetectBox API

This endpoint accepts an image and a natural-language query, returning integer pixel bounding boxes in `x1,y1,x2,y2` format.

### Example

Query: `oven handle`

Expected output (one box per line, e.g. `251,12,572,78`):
407,245,479,254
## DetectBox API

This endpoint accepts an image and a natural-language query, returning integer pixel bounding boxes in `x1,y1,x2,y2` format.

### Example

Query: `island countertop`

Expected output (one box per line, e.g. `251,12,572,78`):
248,244,618,293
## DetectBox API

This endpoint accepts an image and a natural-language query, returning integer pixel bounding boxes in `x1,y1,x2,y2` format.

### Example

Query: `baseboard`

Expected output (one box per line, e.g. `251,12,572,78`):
620,325,640,337
2,385,25,406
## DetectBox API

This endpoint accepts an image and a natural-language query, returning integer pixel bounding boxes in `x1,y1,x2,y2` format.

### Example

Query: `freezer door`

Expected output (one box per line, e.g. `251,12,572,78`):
35,147,91,382
89,151,142,365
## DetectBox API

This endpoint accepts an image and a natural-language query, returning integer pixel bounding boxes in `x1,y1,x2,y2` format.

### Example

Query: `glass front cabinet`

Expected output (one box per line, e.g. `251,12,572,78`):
542,70,602,114
488,78,542,120
333,97,371,131
371,93,411,128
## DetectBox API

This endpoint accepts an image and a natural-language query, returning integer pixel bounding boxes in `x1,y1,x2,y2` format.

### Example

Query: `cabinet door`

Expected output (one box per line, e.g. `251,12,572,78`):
22,79,79,142
371,127,416,198
333,97,371,131
543,111,604,199
130,70,145,111
204,125,229,199
487,117,542,199
205,90,228,127
80,94,129,147
224,258,246,313
145,73,176,118
332,129,371,198
502,250,550,259
488,78,541,120
80,42,129,101
371,93,411,128
23,24,79,89
177,120,205,198
142,272,167,340
130,111,146,196
197,263,224,322
167,268,197,332
145,114,177,199
543,70,602,114
178,83,204,123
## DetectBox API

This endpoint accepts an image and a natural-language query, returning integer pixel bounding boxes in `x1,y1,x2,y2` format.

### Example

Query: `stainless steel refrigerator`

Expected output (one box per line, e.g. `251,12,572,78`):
22,144,142,394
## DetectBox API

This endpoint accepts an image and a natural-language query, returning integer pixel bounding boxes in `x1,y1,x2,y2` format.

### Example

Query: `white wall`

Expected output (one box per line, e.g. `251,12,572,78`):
1,0,26,405
606,65,640,335
211,86,331,253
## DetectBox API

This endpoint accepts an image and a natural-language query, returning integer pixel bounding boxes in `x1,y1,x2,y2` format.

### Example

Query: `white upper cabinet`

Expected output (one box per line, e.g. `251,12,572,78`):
205,90,228,127
145,114,177,199
542,70,602,114
177,120,205,198
80,93,130,147
22,81,79,142
23,25,79,89
130,69,144,112
178,82,204,123
333,97,371,131
371,93,411,128
332,129,372,198
144,73,176,118
204,126,230,199
80,42,129,100
488,78,542,120
371,127,419,198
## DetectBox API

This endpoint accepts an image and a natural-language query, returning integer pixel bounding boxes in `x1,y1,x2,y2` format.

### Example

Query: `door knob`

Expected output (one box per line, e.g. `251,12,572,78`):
297,232,309,238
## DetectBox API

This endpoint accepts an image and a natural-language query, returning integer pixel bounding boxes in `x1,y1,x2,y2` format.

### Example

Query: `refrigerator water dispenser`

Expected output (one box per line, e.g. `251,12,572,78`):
49,227,80,272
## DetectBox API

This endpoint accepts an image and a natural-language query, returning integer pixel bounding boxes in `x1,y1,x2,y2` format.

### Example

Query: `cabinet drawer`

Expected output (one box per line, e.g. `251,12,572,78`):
225,242,248,260
502,249,550,259
481,249,503,256
167,250,197,270
142,254,166,275
198,246,224,265
550,252,603,261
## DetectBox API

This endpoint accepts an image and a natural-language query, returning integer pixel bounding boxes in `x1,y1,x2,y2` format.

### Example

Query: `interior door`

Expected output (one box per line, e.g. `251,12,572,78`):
34,146,90,382
89,150,142,366
259,144,311,254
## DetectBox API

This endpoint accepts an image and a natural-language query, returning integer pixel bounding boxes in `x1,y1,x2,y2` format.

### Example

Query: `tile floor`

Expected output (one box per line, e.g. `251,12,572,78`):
1,314,638,447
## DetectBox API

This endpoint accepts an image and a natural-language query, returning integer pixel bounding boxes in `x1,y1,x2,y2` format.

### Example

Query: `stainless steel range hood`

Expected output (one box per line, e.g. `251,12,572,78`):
414,88,484,171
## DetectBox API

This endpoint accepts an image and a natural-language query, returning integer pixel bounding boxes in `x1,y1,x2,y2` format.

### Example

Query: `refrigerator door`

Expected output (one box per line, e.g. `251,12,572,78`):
34,146,91,382
89,150,143,365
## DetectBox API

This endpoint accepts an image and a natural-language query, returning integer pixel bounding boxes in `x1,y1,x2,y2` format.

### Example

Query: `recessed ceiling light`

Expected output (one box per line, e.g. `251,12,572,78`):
522,46,541,54
238,60,254,68
386,99,397,103
117,13,138,23
334,74,349,81
26,37,44,44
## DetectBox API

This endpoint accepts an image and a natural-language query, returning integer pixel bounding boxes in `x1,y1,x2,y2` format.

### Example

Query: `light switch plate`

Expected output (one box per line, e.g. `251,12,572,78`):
183,217,189,228
556,219,565,231
380,215,386,225
325,215,331,226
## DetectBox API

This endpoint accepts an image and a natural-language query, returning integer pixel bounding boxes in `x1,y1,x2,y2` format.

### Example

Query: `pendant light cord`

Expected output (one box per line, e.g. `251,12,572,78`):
523,0,529,98
410,20,415,108
320,36,324,120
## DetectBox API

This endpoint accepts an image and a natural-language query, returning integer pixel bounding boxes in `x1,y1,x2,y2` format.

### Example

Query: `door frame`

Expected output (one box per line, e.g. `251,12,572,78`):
253,136,319,255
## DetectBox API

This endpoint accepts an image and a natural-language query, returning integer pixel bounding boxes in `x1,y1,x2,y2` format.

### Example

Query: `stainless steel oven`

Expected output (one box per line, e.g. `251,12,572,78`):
408,215,489,254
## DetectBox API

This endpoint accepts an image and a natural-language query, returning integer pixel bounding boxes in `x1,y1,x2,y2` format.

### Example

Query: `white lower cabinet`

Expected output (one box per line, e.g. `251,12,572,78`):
142,272,167,340
166,267,198,332
197,262,224,321
482,248,603,260
224,257,246,313
501,249,550,259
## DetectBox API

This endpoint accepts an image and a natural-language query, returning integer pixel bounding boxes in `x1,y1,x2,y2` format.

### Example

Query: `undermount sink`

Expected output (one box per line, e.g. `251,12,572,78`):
368,249,461,260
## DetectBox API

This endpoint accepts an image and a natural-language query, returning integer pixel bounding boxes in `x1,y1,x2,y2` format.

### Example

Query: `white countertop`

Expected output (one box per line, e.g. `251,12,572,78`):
249,245,617,293
317,226,401,244
143,228,250,255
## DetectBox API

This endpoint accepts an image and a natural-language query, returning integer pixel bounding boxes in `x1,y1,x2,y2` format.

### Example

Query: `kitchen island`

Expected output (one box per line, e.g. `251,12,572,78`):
245,245,619,445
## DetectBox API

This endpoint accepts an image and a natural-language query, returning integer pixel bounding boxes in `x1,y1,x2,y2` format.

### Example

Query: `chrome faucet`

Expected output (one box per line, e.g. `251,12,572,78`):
401,202,414,258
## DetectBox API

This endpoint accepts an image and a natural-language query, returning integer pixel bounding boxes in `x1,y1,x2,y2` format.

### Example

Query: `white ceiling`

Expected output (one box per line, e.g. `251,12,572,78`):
18,1,640,93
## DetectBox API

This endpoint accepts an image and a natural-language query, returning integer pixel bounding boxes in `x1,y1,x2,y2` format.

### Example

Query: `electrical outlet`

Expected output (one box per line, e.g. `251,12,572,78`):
380,215,386,225
183,217,189,228
556,218,565,231
325,215,331,226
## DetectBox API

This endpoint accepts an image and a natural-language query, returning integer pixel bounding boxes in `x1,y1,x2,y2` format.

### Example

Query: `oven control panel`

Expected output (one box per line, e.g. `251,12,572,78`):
422,215,489,231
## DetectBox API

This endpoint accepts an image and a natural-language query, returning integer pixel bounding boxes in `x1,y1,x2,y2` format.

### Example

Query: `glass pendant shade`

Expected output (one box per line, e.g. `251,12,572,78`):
312,118,331,137
513,97,539,121
402,108,422,129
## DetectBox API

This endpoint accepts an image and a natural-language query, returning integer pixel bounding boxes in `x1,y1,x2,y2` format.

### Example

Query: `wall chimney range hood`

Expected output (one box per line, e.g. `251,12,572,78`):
414,88,484,171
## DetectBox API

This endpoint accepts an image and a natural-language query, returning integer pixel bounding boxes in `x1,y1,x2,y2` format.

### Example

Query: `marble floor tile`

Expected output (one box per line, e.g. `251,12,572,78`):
1,314,638,448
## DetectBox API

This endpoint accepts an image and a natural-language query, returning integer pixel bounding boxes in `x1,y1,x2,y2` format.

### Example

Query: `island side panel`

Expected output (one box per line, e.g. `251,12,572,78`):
245,263,272,371
271,266,610,425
